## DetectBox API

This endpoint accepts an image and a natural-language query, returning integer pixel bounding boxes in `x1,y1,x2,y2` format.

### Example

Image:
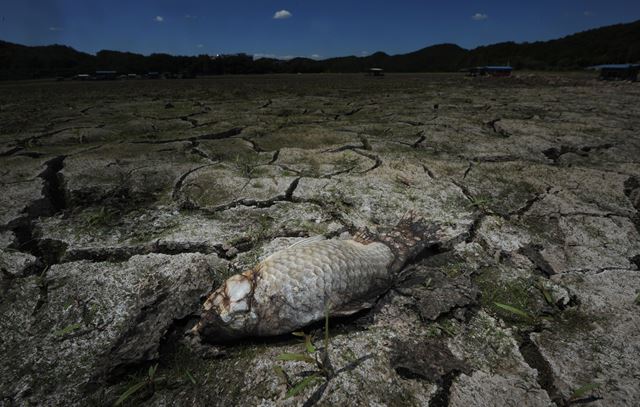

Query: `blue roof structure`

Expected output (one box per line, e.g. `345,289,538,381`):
484,66,513,71
589,64,640,70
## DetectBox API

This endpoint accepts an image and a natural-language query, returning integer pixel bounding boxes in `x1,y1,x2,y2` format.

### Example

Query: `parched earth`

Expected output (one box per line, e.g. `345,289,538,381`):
1,73,639,406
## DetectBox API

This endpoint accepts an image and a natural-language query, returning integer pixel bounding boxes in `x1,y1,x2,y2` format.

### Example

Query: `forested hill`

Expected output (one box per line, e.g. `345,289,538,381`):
1,19,639,79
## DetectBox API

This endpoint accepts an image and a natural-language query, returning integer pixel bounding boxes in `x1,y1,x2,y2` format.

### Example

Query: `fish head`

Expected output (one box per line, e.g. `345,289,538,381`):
194,270,259,341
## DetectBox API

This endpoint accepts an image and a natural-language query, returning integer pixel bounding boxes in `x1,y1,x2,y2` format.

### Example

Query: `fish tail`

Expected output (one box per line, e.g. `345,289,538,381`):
380,211,441,273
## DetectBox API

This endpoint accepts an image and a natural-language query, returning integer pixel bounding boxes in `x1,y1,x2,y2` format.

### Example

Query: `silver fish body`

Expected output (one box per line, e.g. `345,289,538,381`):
195,216,439,341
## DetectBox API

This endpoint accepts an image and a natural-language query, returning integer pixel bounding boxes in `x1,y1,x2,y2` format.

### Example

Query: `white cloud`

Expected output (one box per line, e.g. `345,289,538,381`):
253,53,295,60
49,26,62,31
196,44,204,49
253,53,276,59
154,16,164,22
273,10,292,19
471,13,488,21
310,54,321,59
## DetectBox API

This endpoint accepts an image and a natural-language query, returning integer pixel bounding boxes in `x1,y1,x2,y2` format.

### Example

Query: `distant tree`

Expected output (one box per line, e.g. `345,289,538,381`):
1,19,640,80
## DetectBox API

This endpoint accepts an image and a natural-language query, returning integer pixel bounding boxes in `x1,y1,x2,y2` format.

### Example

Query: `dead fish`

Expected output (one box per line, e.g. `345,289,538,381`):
194,214,441,341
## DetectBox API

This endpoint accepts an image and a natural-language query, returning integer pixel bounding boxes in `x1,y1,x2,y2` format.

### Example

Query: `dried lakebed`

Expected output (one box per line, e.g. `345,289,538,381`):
1,73,639,406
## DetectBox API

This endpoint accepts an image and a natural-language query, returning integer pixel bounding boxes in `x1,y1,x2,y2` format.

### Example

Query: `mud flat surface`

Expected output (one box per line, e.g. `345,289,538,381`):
1,73,639,406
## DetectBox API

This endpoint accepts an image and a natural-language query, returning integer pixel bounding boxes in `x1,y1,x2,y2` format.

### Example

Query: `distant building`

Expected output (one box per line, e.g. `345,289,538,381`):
467,66,513,77
590,64,640,81
367,68,384,76
145,72,161,79
95,70,117,80
73,74,90,81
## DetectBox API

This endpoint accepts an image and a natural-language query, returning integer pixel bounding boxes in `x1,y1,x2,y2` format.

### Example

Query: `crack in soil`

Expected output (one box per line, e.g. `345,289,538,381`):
4,156,68,314
412,133,426,148
130,127,243,145
518,244,556,277
484,118,510,137
395,131,426,149
464,214,485,244
260,99,272,108
422,164,436,179
320,137,381,174
398,120,426,126
62,241,225,263
190,177,302,213
352,150,382,174
462,162,473,179
506,186,551,219
429,371,464,407
268,150,280,165
80,105,95,114
172,163,220,202
190,145,217,162
467,155,523,163
20,126,104,147
333,107,362,120
519,333,565,406
133,109,209,123
547,211,633,220
0,146,23,157
323,135,371,153
451,180,474,203
15,151,46,158
542,143,613,164
241,137,265,153
623,176,640,234
29,155,67,218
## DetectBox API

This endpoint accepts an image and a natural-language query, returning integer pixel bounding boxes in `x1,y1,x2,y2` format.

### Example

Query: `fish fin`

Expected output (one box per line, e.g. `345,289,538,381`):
352,228,377,245
380,212,442,273
286,235,326,249
331,289,390,316
331,301,375,316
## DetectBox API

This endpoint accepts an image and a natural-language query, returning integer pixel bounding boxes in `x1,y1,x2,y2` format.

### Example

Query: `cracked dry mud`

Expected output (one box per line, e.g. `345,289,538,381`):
1,73,639,406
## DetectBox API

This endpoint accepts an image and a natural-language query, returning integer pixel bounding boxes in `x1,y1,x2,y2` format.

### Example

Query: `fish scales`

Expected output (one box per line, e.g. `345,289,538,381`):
255,240,392,333
195,215,441,341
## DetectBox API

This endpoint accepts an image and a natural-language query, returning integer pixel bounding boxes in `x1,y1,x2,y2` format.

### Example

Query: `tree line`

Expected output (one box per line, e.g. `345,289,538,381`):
1,19,638,80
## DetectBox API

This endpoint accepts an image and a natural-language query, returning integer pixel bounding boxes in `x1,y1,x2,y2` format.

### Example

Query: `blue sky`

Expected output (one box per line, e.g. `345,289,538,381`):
1,0,639,59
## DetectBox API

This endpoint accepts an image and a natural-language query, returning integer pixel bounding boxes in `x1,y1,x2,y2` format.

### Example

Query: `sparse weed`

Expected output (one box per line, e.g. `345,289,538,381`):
535,279,554,305
114,364,165,406
272,305,377,402
54,322,82,337
184,370,197,385
442,262,465,278
233,154,256,178
468,195,493,211
475,268,544,326
84,206,121,227
570,382,601,402
493,302,533,320
244,214,273,243
426,321,457,337
275,307,334,399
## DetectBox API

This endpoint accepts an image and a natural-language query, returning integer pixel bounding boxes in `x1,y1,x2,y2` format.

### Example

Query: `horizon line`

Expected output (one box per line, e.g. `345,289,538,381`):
2,18,637,61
